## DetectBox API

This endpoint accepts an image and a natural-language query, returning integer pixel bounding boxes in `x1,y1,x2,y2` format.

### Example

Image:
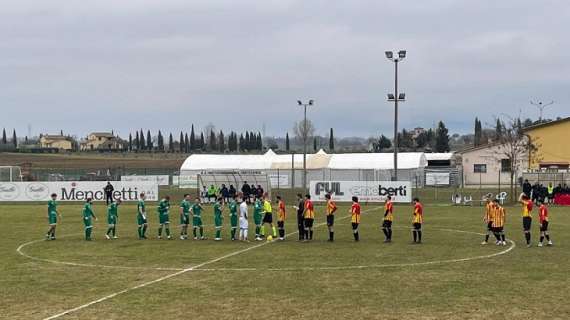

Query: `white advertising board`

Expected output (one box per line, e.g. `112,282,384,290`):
425,172,450,186
309,181,412,203
269,174,289,187
0,181,158,202
121,175,169,186
174,175,198,188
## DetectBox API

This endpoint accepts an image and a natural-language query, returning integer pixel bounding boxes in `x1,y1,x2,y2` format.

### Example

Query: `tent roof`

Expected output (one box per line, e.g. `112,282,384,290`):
180,151,427,171
327,152,427,170
424,153,454,161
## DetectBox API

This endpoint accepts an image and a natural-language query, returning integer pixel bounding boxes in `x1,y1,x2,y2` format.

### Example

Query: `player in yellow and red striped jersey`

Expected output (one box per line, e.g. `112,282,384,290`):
491,199,507,246
350,196,361,242
276,195,286,240
382,195,394,243
412,197,423,244
481,197,494,245
519,193,534,247
303,194,315,241
325,193,337,242
537,199,553,247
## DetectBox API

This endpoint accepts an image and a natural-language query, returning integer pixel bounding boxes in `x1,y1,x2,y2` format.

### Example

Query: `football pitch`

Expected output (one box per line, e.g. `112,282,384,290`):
1,201,569,319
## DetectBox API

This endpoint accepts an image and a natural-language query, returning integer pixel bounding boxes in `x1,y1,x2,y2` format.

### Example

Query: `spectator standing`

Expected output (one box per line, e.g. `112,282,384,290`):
522,179,532,198
241,182,251,202
220,184,229,203
228,185,237,199
104,181,114,205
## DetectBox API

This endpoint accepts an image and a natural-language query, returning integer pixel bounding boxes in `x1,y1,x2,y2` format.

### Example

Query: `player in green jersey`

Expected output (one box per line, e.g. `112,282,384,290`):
253,196,263,241
105,199,121,239
213,197,224,240
179,194,191,240
137,193,149,239
157,195,171,239
228,195,239,240
82,198,97,241
191,197,205,240
46,193,60,240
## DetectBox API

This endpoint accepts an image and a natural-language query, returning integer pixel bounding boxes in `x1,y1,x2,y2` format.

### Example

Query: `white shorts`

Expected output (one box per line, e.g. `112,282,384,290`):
239,217,249,230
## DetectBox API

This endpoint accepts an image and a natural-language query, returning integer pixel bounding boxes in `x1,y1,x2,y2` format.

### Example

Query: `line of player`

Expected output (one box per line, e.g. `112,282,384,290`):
480,193,553,248
44,191,428,243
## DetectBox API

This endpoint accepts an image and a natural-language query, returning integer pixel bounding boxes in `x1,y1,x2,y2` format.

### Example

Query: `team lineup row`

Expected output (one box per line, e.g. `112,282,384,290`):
44,192,553,247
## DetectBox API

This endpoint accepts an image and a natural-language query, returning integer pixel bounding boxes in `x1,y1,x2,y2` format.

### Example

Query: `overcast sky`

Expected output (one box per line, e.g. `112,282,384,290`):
1,0,569,139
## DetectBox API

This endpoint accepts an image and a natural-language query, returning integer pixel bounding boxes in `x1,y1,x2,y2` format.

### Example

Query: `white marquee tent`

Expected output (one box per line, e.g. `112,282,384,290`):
180,149,428,188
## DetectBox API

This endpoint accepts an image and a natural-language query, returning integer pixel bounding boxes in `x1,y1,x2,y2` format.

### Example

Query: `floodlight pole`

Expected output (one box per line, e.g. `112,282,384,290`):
386,50,406,181
298,100,314,193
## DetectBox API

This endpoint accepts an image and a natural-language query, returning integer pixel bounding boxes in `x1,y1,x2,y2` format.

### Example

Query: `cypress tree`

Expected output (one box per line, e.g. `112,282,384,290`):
190,125,196,151
200,133,205,151
135,131,140,150
146,130,152,150
184,133,189,153
1,128,6,144
218,130,225,153
128,133,133,151
168,133,174,152
313,136,317,151
435,121,450,152
139,130,145,150
285,132,290,151
179,131,184,152
329,128,334,151
12,129,17,148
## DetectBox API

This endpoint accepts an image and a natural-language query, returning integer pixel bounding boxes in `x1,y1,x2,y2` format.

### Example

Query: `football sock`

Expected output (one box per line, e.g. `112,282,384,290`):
231,228,236,239
540,235,544,243
494,233,500,241
199,227,204,237
388,228,392,240
382,228,389,239
545,234,550,241
354,231,359,241
255,226,260,236
329,231,334,241
244,229,248,239
485,233,490,242
158,227,162,237
216,230,221,238
106,227,112,235
413,230,417,242
525,232,531,244
418,231,422,242
112,227,116,237
501,233,505,242
138,226,142,238
165,227,170,237
272,226,277,237
309,230,313,240
86,228,92,240
193,228,197,237
260,226,266,236
142,225,147,237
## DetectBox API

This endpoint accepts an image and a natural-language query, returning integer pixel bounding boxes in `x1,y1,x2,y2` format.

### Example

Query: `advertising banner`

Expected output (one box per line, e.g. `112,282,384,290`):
0,181,158,202
309,181,412,203
121,175,169,186
269,174,289,187
425,172,450,186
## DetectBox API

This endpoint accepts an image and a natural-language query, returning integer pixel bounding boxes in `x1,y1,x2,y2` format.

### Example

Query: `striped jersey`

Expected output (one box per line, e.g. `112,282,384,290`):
278,200,286,222
492,206,506,228
304,200,315,219
412,202,423,224
521,200,533,218
538,204,548,223
384,200,394,222
351,202,361,224
326,199,337,216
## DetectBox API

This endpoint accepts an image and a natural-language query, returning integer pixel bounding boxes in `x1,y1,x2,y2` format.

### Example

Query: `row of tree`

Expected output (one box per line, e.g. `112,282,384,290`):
370,121,450,153
126,126,263,153
1,129,18,148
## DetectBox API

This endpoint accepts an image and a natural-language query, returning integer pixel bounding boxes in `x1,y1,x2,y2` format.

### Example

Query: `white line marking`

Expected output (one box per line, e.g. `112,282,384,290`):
41,207,381,319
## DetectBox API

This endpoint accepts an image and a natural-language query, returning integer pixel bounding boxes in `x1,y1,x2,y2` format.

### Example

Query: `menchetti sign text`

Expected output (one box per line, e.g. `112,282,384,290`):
0,181,158,202
310,181,412,203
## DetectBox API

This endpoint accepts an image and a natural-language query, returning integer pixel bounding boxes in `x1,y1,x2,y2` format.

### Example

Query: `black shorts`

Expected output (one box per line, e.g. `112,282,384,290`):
277,221,284,229
326,215,334,226
487,222,493,231
540,221,549,232
382,220,392,228
493,226,504,233
522,217,532,231
304,218,314,228
263,213,273,224
413,223,422,230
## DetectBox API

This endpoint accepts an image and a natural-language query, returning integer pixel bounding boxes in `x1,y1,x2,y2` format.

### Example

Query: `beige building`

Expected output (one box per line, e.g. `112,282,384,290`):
39,135,74,151
80,132,124,151
459,143,528,186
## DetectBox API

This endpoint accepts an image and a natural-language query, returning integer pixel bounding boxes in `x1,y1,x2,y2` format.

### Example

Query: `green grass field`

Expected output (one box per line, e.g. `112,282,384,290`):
1,200,569,320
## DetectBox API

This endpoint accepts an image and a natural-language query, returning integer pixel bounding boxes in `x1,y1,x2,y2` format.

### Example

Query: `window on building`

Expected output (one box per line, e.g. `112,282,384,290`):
500,159,511,172
474,164,487,173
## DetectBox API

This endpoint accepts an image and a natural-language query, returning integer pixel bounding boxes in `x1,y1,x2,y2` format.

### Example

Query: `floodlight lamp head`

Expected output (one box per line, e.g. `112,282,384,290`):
387,93,395,101
398,50,407,59
398,93,406,100
385,51,393,60
309,99,314,105
297,100,302,106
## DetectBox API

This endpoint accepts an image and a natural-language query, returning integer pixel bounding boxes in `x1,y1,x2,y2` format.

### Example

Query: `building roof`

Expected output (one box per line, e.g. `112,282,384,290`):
41,135,72,141
522,117,570,132
89,132,115,138
456,143,502,154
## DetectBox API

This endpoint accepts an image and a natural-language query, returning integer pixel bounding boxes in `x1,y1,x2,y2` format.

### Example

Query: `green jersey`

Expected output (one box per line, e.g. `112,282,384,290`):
229,201,238,216
137,200,146,215
253,199,263,225
107,202,118,217
214,202,223,227
192,204,203,218
83,203,94,219
158,199,170,216
48,199,57,215
180,200,191,217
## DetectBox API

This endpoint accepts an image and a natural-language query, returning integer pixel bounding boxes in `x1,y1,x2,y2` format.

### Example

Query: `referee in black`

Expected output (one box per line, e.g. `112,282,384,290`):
104,181,114,205
296,193,305,241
